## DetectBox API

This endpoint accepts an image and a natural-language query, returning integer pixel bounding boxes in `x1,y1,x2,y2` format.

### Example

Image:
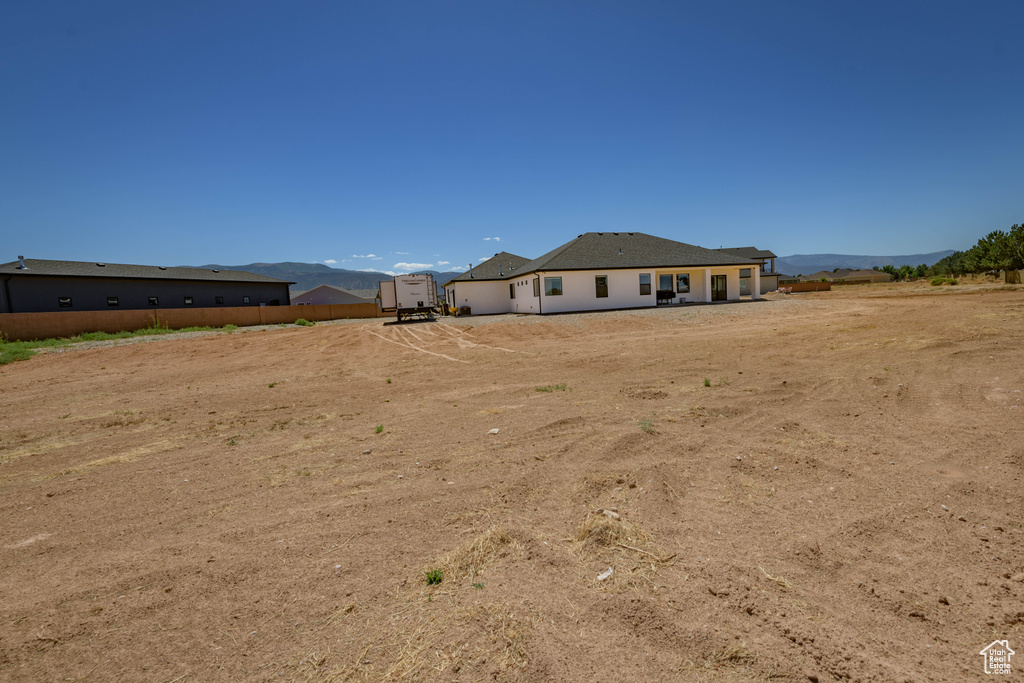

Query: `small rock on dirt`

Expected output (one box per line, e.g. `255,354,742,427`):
362,449,371,455
488,428,500,434
597,567,613,581
602,509,620,520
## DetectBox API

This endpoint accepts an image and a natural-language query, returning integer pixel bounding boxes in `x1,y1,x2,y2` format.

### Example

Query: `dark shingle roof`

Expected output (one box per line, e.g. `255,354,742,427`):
444,252,532,284
0,259,294,284
445,234,759,285
716,246,778,260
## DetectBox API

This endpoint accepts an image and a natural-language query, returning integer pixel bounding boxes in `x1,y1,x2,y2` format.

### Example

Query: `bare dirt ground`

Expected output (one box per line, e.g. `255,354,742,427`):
2,281,1023,682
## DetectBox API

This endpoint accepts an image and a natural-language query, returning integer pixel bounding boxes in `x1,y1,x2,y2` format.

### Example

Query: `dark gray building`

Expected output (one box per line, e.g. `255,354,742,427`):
0,258,294,313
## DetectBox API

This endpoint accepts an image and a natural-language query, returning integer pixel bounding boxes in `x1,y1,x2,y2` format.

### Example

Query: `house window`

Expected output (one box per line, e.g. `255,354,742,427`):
595,275,608,298
533,278,540,297
107,297,119,307
243,296,250,304
148,297,159,306
509,283,515,299
544,277,562,296
659,274,673,292
215,296,224,305
677,274,690,294
184,296,194,305
58,297,73,308
639,274,651,295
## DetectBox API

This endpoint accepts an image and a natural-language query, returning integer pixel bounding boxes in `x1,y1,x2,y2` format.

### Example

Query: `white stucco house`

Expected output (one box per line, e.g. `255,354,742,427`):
442,232,763,316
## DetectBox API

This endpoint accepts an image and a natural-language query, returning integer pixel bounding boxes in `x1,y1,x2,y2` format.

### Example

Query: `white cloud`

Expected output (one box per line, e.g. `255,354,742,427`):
393,251,409,255
450,265,467,272
483,237,501,241
323,259,337,264
358,268,397,276
352,253,379,259
437,260,450,266
394,262,433,270
478,257,489,262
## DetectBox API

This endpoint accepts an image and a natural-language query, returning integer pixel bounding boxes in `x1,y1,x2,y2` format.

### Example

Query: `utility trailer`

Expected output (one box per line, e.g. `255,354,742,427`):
379,274,437,322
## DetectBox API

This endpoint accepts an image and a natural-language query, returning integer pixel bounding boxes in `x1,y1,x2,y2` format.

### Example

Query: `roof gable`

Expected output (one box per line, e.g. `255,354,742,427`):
445,252,532,283
716,246,778,260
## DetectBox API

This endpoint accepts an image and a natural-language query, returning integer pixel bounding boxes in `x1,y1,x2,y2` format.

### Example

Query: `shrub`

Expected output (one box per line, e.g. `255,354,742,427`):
638,416,655,434
294,318,315,327
425,569,444,585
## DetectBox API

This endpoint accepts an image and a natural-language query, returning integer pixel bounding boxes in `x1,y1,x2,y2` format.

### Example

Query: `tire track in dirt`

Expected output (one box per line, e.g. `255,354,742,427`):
434,322,525,354
364,328,468,364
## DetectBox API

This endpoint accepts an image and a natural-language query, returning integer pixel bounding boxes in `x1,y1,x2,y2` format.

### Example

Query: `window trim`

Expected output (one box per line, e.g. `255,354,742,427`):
242,296,250,304
58,296,73,308
106,296,119,307
676,273,690,294
533,278,540,297
509,283,515,299
639,273,651,296
148,296,159,306
184,296,194,306
544,276,563,296
595,275,608,298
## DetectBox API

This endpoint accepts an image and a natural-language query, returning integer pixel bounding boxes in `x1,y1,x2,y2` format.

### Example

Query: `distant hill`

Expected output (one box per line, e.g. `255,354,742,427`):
775,251,954,276
190,262,462,296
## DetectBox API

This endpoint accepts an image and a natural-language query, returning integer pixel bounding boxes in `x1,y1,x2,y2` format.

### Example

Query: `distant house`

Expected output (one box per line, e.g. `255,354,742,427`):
0,257,293,313
715,247,779,294
442,232,761,316
290,284,375,306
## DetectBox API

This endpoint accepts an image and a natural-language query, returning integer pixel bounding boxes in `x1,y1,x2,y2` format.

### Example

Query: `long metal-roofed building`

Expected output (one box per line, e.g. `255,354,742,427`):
0,257,294,313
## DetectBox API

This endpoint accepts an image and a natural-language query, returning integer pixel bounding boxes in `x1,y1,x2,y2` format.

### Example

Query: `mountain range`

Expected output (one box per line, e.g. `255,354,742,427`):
193,262,461,296
773,251,954,276
193,250,957,296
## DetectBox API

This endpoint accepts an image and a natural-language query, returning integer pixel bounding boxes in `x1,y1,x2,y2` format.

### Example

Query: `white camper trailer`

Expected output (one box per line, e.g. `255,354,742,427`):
379,274,437,322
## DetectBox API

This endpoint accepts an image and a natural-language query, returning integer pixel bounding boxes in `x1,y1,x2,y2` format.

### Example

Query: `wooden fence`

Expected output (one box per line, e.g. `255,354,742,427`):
0,303,387,342
781,282,832,292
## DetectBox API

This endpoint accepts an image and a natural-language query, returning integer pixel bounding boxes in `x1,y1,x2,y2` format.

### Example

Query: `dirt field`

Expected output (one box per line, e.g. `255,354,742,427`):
2,282,1023,682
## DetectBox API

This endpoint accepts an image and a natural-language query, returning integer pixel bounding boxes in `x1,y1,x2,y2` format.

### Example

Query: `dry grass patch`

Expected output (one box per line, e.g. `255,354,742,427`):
435,525,523,583
573,510,676,589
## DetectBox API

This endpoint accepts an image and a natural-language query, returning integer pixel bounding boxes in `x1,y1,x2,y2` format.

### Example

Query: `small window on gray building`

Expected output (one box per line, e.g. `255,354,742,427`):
58,297,73,308
107,297,119,307
243,296,250,304
215,296,224,305
148,297,159,306
184,296,194,305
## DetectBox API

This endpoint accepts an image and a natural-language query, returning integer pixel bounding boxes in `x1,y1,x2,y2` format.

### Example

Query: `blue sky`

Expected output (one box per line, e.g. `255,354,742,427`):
2,1,1022,274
